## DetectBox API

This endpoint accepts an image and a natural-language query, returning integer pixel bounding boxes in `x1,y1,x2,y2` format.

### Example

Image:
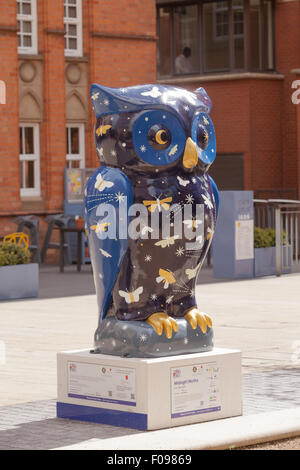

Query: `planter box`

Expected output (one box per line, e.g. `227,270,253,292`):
0,263,39,300
254,246,291,277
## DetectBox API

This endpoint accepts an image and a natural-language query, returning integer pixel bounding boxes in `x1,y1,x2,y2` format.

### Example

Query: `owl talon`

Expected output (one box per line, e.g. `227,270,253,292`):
146,312,178,339
185,308,212,334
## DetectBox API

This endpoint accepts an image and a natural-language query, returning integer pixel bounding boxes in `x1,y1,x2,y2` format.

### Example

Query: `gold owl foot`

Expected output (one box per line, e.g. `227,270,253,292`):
184,308,212,334
146,312,178,339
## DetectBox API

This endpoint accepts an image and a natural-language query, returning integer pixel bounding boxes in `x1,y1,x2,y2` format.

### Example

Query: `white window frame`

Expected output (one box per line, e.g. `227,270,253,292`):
64,0,83,57
66,124,85,168
17,0,38,55
19,123,41,198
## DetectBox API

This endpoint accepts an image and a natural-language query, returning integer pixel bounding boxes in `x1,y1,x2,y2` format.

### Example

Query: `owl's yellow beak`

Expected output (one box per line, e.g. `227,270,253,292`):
182,137,198,169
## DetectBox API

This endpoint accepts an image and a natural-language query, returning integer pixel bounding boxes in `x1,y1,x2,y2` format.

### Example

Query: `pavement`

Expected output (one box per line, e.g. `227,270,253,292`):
0,264,299,450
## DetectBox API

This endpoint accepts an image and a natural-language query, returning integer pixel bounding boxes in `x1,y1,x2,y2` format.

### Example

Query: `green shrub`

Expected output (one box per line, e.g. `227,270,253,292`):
0,243,31,266
254,227,286,248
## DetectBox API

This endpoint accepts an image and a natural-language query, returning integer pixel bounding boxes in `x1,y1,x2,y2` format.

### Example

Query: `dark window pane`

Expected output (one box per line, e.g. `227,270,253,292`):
70,128,79,154
22,2,31,15
68,6,77,18
24,127,34,154
66,128,69,154
20,161,24,188
68,38,77,50
23,35,32,47
68,24,77,36
158,8,171,76
174,5,199,74
249,0,260,70
70,160,80,169
233,0,244,69
21,160,35,189
263,0,274,70
25,160,35,188
19,127,23,154
23,21,32,33
18,34,21,47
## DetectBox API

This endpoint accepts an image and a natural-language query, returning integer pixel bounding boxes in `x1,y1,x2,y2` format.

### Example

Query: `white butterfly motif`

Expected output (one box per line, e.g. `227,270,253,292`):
177,176,190,187
141,225,154,236
196,235,203,246
202,194,213,209
141,86,162,98
156,268,176,290
94,174,114,192
119,286,143,304
99,248,112,258
92,92,100,101
168,145,178,156
183,218,203,230
155,235,179,248
186,267,198,280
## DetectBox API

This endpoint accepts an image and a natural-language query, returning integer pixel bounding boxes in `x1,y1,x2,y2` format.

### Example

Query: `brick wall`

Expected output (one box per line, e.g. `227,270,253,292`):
87,0,157,167
0,2,20,214
275,0,300,197
41,0,66,211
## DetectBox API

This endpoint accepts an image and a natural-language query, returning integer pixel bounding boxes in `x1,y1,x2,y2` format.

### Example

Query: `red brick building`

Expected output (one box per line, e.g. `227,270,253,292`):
0,0,300,243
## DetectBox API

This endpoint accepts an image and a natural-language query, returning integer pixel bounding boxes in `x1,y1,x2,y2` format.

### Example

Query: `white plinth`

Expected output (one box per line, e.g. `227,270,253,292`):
57,348,242,431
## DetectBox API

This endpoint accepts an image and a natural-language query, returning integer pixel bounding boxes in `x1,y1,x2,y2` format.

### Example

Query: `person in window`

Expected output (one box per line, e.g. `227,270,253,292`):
175,47,193,74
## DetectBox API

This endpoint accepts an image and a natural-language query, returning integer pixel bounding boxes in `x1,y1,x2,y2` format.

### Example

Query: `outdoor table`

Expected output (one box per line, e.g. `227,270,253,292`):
58,226,85,272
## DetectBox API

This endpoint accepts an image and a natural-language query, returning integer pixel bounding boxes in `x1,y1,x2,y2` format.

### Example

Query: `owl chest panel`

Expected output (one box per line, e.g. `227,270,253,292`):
125,172,216,276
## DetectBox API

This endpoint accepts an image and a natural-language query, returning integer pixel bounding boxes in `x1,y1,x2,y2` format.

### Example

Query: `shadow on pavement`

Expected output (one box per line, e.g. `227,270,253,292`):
0,400,141,450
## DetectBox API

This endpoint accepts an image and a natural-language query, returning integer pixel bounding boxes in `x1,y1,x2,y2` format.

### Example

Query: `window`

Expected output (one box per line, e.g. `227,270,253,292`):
214,2,229,40
66,124,85,168
17,0,38,55
19,124,40,197
203,2,230,71
157,0,274,76
64,0,83,57
173,5,199,74
214,1,243,40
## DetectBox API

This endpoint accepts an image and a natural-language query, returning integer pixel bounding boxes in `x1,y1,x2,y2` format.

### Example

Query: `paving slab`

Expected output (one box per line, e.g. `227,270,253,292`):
54,408,300,450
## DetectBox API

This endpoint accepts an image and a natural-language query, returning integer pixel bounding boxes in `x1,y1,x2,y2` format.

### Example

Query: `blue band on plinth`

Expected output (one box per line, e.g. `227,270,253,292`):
57,402,148,430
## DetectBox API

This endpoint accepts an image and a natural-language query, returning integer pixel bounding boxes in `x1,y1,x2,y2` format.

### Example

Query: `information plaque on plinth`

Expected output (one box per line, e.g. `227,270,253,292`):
57,348,242,431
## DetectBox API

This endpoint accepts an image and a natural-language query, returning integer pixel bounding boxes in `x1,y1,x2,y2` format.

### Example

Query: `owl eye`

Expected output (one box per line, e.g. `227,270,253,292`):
148,125,171,150
197,125,209,150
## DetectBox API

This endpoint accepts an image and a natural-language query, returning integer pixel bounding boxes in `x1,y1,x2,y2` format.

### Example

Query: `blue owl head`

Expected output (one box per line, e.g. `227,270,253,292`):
91,83,216,174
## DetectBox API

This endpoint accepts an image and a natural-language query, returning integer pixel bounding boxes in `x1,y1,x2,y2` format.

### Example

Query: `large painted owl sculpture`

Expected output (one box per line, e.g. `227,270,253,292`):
85,84,219,358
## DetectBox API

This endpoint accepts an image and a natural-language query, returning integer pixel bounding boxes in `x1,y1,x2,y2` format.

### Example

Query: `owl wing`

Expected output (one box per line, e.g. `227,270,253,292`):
209,176,220,218
85,166,133,324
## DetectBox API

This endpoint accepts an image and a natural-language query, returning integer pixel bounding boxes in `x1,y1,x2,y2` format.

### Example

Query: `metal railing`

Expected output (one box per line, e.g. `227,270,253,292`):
275,202,300,276
254,199,300,276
